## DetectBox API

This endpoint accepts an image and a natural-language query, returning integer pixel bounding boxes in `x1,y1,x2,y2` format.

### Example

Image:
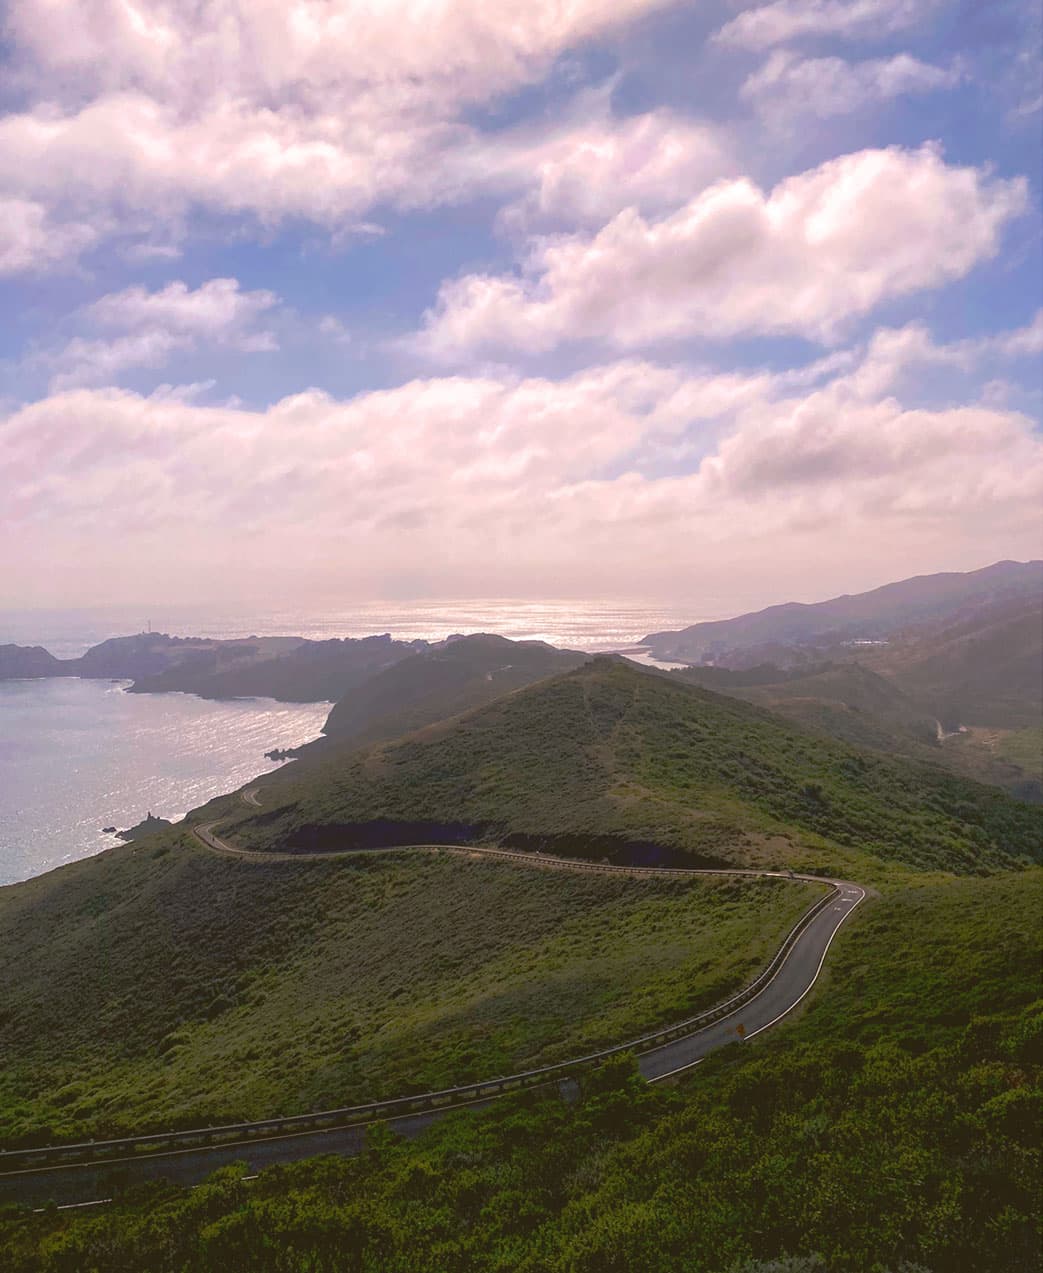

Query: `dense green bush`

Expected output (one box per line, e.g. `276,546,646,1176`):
4,872,1038,1272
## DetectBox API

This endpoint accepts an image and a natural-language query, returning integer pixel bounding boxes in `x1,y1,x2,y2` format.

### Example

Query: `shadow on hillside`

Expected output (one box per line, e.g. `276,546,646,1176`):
282,820,733,871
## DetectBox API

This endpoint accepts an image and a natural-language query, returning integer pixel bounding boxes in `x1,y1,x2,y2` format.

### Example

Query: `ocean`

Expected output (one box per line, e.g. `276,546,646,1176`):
0,599,712,885
0,598,709,659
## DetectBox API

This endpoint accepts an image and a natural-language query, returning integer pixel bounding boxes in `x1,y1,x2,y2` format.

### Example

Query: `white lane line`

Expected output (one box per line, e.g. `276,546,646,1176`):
649,885,866,1081
36,1175,262,1212
34,1197,112,1213
2,1090,514,1180
744,886,865,1042
647,1056,707,1084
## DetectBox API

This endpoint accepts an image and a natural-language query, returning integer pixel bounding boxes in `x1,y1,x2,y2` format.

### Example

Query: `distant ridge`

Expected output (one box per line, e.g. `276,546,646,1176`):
0,631,429,702
643,560,1043,663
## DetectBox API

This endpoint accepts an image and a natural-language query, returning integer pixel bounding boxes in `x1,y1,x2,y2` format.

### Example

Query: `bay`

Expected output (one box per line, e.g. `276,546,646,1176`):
0,680,329,886
0,599,717,885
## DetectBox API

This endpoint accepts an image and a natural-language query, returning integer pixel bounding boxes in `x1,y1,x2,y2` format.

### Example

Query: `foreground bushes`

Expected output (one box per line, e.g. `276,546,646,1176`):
3,873,1039,1273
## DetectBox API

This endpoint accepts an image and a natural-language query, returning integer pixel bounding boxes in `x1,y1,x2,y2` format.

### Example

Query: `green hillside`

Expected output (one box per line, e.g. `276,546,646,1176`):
676,661,937,748
6,870,1038,1273
315,634,588,751
0,833,816,1146
673,661,1042,801
871,594,1043,730
997,726,1043,782
222,659,1043,877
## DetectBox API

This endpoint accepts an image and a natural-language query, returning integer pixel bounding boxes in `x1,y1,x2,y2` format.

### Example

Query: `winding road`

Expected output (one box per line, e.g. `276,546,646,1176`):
0,802,866,1208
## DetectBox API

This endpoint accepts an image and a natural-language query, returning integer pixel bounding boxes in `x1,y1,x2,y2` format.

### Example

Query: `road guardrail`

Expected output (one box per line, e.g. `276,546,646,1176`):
0,865,836,1174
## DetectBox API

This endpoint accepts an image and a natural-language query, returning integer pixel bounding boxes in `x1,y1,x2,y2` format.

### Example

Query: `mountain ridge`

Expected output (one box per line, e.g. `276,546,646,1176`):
643,559,1042,661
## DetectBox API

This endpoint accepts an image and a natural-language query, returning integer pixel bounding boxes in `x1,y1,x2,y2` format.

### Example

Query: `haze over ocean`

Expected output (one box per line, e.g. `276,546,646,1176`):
0,599,717,660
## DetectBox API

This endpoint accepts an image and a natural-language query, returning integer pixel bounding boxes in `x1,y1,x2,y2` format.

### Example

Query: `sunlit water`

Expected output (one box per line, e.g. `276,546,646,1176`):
0,680,330,886
0,600,717,885
0,598,714,659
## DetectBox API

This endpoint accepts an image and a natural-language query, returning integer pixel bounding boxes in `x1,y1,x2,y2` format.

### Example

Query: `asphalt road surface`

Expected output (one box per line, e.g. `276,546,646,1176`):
0,825,864,1208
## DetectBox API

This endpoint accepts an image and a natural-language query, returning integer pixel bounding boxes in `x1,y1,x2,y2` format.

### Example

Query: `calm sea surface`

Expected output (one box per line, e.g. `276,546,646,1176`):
0,680,331,886
0,600,714,885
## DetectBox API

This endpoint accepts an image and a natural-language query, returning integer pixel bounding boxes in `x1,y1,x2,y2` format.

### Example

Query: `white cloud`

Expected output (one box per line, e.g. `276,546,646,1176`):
416,145,1026,357
0,95,734,249
494,109,735,234
994,309,1043,357
0,197,100,274
4,322,1041,605
318,316,353,345
740,51,961,121
846,309,1043,397
0,1,681,250
6,0,672,108
48,278,279,389
87,277,277,338
715,0,941,51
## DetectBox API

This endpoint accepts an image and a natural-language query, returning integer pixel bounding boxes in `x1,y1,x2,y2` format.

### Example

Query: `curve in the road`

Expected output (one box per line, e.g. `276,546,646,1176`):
0,812,865,1207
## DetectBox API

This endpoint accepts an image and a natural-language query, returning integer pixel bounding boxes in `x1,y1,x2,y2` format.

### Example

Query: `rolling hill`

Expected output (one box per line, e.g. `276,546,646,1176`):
866,592,1043,730
218,659,1043,877
675,661,937,750
671,660,1042,802
8,869,1036,1272
0,834,813,1146
311,633,588,752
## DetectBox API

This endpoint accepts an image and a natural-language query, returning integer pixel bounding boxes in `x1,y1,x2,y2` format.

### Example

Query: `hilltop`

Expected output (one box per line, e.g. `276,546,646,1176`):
310,633,588,753
219,658,1042,877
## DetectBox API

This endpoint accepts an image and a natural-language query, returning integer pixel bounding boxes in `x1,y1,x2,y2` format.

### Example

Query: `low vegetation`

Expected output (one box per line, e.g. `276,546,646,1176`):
225,660,1043,878
5,870,1038,1272
0,833,817,1146
996,725,1043,783
674,662,1042,802
314,633,586,751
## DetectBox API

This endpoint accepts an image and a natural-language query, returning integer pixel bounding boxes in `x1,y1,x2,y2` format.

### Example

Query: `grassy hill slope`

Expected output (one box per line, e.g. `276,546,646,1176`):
8,870,1038,1273
223,659,1043,877
673,661,1042,802
314,634,588,751
676,662,937,748
869,593,1042,730
0,833,816,1146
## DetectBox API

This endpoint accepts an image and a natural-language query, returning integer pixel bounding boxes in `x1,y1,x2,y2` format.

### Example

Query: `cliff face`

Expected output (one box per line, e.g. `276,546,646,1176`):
0,644,67,679
0,631,429,704
126,635,428,702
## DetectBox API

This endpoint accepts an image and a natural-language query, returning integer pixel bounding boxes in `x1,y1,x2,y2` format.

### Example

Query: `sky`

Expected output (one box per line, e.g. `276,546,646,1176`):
1,0,1041,616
